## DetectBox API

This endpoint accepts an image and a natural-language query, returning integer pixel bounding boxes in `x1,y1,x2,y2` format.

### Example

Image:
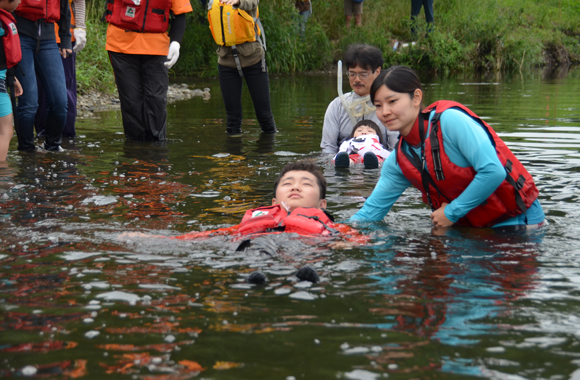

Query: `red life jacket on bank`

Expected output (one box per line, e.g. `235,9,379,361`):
396,100,539,228
238,205,338,236
15,0,60,23
105,0,172,33
0,9,21,70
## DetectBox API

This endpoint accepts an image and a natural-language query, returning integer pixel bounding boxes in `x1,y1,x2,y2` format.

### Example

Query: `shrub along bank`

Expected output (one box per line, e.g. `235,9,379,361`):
78,0,580,94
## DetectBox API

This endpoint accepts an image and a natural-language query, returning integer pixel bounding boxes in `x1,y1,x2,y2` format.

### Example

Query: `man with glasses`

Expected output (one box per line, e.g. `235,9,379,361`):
321,44,399,155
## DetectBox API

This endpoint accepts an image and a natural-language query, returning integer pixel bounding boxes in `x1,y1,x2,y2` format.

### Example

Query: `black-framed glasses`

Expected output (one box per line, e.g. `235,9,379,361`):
346,70,374,79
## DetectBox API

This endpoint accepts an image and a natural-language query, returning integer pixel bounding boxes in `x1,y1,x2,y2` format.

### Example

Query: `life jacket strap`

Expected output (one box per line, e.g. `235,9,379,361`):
504,159,528,224
428,112,445,181
231,45,244,77
296,213,339,235
254,18,266,72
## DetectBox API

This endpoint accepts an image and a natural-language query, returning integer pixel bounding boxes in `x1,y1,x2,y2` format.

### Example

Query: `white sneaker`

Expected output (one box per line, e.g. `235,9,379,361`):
36,143,65,152
35,144,48,153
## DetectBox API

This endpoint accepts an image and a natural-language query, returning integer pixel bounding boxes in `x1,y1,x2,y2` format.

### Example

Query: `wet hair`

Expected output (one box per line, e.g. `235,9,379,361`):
343,44,384,72
273,160,327,200
349,120,384,145
370,66,424,104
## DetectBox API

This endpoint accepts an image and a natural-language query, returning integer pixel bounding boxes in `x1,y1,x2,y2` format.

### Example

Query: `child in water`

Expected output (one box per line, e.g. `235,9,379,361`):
334,120,390,169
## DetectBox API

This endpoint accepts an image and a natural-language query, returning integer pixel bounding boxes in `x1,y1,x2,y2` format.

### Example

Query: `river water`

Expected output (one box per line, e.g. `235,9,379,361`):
1,68,580,379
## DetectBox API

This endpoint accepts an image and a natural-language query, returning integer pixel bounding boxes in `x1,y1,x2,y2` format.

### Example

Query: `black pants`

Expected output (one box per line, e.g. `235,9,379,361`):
109,52,169,141
218,61,277,134
411,0,434,35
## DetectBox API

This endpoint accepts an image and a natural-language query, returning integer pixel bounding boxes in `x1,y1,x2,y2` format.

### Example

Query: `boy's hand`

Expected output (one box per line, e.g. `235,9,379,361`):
220,0,240,5
14,78,22,97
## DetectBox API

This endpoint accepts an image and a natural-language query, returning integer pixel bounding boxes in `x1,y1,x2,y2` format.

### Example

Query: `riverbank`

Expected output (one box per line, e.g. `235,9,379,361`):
80,0,579,95
76,84,210,119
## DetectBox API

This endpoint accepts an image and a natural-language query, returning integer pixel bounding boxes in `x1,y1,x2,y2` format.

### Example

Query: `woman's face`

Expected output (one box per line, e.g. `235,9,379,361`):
373,85,422,136
353,125,377,138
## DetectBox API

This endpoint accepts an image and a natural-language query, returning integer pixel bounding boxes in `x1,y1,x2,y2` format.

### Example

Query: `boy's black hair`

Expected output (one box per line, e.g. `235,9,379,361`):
273,160,327,200
349,120,384,145
343,44,384,72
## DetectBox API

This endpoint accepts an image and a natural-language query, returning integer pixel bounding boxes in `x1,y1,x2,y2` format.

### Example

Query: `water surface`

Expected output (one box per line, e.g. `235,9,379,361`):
1,69,580,379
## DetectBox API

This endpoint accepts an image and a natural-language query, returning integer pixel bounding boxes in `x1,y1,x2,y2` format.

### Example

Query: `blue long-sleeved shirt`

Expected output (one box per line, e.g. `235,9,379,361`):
350,108,544,227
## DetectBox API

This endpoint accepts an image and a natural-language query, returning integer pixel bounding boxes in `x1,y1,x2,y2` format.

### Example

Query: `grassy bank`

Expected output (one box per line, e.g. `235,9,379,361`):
78,0,580,94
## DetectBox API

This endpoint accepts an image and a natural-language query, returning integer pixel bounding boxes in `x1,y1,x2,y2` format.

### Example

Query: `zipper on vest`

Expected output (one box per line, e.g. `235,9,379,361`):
141,0,151,32
220,5,226,45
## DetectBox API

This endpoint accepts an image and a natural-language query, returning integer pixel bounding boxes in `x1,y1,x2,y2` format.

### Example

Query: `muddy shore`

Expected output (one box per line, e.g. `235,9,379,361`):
76,84,211,119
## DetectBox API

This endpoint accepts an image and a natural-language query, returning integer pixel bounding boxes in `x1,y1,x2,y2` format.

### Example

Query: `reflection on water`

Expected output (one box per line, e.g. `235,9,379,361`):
1,69,580,379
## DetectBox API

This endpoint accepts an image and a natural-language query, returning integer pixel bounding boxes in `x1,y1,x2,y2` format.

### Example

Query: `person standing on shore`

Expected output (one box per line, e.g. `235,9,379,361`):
105,0,192,141
294,0,311,36
411,0,434,37
344,0,363,27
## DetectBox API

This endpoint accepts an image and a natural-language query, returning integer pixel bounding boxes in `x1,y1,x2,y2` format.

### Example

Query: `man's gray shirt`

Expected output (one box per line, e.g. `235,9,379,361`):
320,92,400,154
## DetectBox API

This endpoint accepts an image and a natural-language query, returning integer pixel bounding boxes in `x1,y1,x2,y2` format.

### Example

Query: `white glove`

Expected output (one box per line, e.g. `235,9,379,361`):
164,41,180,69
73,28,86,53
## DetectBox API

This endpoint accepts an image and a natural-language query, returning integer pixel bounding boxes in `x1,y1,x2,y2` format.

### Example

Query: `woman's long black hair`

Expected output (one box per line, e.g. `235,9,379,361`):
370,66,424,106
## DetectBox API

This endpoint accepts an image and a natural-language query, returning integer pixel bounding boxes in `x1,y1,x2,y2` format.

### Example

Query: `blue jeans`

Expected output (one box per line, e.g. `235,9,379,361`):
16,34,67,151
35,41,77,138
298,10,310,36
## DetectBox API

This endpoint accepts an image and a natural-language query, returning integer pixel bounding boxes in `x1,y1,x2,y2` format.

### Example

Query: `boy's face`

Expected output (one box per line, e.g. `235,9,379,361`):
272,170,326,212
353,125,377,138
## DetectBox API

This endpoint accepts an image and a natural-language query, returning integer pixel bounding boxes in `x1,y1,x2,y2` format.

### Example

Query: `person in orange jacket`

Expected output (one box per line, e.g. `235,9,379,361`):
104,0,193,141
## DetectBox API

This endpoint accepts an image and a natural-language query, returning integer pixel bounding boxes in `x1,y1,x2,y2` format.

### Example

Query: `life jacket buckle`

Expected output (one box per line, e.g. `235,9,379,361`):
505,159,513,174
430,112,442,123
516,175,525,190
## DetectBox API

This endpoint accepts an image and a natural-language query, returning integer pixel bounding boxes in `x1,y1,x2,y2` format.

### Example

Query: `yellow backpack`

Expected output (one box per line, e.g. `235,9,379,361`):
207,0,263,47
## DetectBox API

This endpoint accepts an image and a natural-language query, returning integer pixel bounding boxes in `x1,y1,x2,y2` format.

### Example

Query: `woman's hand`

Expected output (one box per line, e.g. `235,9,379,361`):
220,0,240,5
431,202,453,227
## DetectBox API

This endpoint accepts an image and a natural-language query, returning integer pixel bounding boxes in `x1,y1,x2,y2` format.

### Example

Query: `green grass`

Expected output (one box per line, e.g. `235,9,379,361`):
77,0,580,94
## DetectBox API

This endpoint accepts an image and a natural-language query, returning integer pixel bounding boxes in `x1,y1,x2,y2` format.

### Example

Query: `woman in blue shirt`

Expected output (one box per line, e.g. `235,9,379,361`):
350,66,545,230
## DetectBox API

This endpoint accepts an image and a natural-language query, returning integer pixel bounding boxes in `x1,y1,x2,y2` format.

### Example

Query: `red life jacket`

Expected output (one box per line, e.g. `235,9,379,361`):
237,205,338,237
15,0,60,23
396,100,539,227
0,9,21,70
105,0,172,33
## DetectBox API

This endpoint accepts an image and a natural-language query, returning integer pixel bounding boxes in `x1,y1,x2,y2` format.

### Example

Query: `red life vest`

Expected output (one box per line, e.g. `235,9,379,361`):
15,0,60,23
105,0,172,33
238,205,338,236
396,100,539,227
0,9,21,70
